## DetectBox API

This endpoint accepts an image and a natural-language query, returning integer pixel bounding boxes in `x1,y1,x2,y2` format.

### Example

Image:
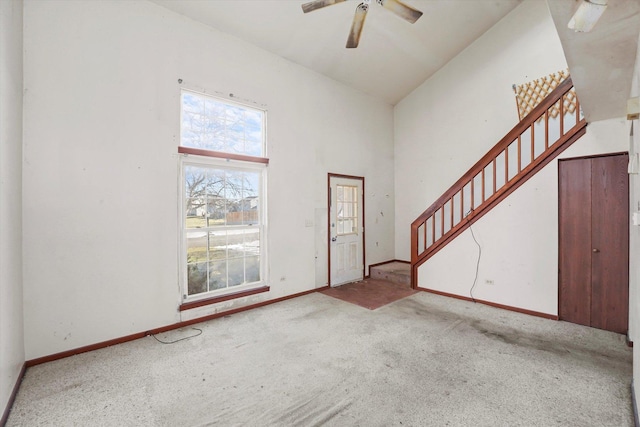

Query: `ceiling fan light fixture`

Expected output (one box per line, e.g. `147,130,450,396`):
301,0,423,48
567,0,607,33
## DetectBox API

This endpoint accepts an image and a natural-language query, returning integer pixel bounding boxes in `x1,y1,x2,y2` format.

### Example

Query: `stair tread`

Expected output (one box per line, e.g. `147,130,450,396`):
371,262,410,273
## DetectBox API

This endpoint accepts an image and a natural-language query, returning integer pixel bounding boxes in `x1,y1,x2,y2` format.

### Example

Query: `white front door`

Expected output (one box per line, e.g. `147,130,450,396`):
329,175,364,287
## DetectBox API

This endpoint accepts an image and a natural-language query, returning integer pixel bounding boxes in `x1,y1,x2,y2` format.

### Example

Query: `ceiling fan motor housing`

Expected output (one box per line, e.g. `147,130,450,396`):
301,0,423,48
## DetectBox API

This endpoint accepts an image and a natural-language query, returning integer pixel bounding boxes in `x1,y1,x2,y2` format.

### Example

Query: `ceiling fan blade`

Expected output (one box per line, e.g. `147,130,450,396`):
301,0,348,14
346,3,369,48
380,0,423,24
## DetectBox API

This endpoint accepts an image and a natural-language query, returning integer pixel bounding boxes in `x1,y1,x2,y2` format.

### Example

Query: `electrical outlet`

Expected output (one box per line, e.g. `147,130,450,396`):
485,279,494,285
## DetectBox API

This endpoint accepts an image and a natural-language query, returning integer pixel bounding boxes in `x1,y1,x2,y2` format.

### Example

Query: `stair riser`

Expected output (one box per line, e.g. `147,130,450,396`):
370,269,410,285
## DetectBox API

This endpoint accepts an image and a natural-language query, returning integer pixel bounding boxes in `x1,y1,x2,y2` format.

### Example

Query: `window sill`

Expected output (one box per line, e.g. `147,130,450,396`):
179,286,270,311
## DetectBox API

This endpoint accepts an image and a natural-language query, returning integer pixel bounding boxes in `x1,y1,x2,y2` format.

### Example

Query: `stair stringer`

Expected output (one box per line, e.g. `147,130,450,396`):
414,139,588,316
411,123,586,288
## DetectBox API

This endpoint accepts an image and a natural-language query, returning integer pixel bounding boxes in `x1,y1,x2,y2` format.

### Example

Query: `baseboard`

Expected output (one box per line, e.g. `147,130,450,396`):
633,380,640,427
368,259,410,269
26,286,329,367
416,286,558,320
1,362,26,427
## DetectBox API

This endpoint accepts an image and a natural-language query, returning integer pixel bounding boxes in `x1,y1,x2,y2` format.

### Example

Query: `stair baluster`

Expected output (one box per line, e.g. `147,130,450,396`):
411,77,587,287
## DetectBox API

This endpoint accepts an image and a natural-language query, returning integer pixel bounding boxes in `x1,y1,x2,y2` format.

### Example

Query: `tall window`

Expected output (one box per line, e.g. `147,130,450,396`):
180,90,267,301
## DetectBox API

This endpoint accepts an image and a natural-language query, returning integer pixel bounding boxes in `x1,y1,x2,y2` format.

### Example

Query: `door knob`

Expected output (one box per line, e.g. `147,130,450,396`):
331,237,337,242
592,248,600,253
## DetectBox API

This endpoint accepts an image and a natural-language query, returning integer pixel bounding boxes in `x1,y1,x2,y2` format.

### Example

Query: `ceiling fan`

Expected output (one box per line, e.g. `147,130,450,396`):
301,0,423,48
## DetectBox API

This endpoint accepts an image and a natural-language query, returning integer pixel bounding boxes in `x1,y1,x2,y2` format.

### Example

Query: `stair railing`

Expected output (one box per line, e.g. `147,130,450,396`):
411,77,587,286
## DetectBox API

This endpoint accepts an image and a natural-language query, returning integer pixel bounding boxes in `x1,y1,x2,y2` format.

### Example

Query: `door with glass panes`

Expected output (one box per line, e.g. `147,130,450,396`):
329,175,364,287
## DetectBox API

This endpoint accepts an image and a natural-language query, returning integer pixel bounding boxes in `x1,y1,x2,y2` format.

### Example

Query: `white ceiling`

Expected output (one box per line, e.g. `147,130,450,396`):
547,0,640,122
150,0,522,105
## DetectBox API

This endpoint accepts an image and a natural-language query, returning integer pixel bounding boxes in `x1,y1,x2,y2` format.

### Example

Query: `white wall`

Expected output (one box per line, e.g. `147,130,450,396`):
418,119,628,315
22,0,395,360
394,0,568,262
629,30,640,415
395,0,630,315
394,0,571,313
0,0,25,415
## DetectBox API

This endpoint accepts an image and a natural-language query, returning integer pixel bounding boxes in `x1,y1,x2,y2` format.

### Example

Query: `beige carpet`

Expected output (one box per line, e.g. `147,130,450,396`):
7,291,633,426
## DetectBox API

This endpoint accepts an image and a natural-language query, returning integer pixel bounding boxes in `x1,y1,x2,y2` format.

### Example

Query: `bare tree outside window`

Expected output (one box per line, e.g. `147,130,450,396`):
182,92,263,156
180,91,265,297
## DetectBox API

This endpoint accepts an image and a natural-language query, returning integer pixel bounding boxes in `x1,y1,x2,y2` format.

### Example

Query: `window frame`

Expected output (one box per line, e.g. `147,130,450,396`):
180,88,267,160
178,89,269,308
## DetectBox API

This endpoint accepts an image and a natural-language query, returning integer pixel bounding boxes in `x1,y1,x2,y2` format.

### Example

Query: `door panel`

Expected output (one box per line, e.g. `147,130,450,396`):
559,153,629,334
329,176,364,287
590,155,629,333
559,158,592,327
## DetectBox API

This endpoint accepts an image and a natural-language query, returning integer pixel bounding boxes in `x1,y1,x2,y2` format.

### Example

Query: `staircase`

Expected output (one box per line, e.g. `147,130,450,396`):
370,261,411,285
411,77,587,287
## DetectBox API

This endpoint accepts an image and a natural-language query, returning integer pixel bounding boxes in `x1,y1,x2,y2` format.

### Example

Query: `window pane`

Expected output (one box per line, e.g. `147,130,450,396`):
187,262,207,296
225,170,260,226
240,228,260,258
208,261,227,291
343,219,353,234
343,187,351,202
185,199,206,229
209,231,227,260
244,110,263,156
227,258,245,287
185,165,208,228
181,91,264,157
240,171,259,225
226,229,246,259
186,231,207,263
335,184,358,236
246,256,260,283
344,202,353,218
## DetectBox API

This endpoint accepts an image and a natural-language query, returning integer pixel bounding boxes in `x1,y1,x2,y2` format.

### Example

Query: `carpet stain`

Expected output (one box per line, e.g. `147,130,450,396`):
395,297,630,370
469,322,624,363
292,307,332,321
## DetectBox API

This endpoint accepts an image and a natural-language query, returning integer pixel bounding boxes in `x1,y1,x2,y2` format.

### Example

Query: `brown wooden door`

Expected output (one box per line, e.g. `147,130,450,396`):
559,153,629,334
558,158,592,327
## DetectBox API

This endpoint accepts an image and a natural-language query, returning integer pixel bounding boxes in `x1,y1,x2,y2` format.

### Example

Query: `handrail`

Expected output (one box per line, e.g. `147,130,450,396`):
411,77,587,286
